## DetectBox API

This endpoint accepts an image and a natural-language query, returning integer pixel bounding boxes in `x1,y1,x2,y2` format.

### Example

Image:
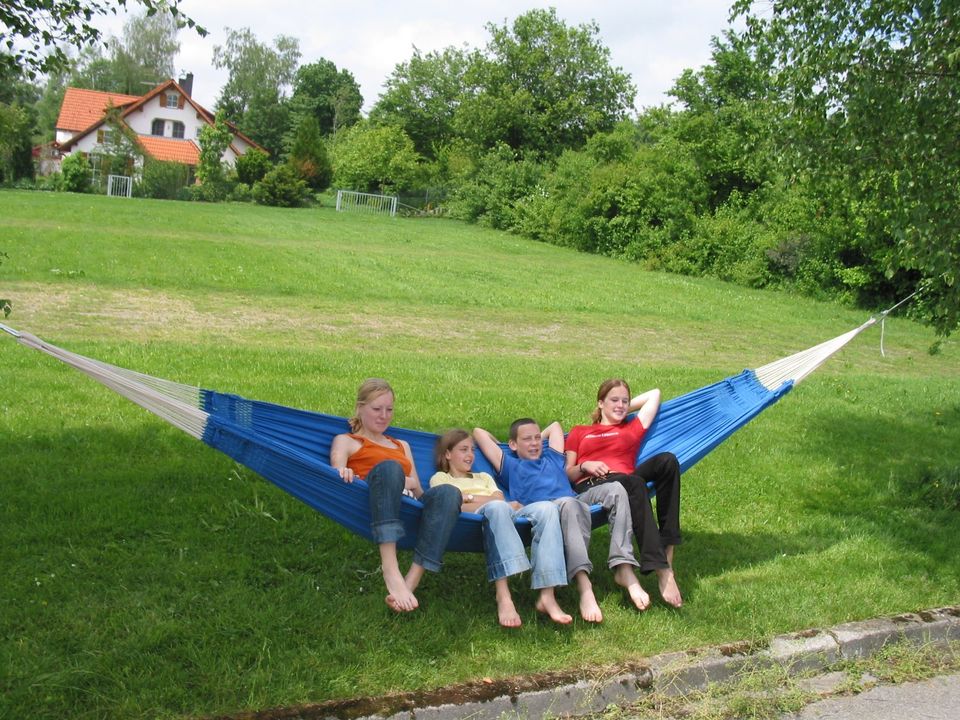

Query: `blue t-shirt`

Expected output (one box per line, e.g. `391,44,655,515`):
498,448,575,505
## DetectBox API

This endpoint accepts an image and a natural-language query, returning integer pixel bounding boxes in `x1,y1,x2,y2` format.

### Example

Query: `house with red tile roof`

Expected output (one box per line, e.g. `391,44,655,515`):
53,75,265,179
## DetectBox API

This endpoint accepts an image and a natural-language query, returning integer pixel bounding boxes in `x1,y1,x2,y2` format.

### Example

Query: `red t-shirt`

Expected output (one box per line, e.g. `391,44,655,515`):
566,417,646,482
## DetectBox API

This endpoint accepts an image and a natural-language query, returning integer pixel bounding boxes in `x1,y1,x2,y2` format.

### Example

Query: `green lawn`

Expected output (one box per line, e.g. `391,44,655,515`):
1,189,958,719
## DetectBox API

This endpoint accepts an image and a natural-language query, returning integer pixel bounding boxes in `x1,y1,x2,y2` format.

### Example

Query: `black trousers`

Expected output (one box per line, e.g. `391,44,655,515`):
578,451,681,573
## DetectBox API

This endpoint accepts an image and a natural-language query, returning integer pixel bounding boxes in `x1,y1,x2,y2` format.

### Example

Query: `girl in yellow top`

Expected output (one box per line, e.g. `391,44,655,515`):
430,429,571,627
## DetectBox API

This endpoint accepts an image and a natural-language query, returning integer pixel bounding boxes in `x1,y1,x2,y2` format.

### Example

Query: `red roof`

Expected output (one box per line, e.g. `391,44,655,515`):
56,88,141,132
137,136,200,165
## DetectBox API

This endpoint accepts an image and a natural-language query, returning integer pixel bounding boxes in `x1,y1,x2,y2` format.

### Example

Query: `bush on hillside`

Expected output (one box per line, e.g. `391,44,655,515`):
139,160,192,200
60,153,91,193
252,164,311,207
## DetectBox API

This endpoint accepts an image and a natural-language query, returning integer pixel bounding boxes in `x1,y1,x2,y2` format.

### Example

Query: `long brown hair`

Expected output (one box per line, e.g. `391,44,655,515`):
590,378,631,423
434,428,471,473
348,378,394,433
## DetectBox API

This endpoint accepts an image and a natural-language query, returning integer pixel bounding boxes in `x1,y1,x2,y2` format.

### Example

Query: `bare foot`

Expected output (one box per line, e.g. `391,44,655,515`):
578,588,603,623
383,567,418,612
497,595,523,628
535,590,572,625
614,564,650,611
657,567,683,608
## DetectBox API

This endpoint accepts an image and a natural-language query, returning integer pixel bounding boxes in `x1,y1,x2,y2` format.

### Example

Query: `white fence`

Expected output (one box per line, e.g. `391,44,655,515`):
335,189,398,217
107,174,133,198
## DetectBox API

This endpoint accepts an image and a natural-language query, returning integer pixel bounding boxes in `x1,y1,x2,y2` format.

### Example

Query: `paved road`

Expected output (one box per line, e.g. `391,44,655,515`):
783,673,960,719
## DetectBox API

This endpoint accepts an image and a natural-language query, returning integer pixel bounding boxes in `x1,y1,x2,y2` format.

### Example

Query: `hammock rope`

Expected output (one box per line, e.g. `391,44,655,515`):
0,309,896,553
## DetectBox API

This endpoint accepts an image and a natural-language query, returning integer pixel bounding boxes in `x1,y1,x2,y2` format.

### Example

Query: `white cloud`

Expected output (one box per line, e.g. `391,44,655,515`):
98,0,740,113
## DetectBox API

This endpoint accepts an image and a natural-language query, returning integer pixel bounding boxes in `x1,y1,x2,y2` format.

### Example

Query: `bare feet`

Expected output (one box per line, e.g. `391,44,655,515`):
495,579,522,628
614,564,650,611
535,589,572,625
657,567,683,608
574,572,603,622
384,567,418,612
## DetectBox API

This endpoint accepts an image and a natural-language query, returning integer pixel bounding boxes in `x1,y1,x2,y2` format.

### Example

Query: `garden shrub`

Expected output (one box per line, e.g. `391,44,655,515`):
60,153,91,193
234,149,272,186
252,164,311,207
139,160,191,200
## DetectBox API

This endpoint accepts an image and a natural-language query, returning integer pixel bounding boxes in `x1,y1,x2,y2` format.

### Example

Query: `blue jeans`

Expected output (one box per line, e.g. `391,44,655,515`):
477,500,567,589
366,460,461,572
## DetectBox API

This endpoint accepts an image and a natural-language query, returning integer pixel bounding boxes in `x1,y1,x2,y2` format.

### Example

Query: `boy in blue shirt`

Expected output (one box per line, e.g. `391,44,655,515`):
473,418,649,622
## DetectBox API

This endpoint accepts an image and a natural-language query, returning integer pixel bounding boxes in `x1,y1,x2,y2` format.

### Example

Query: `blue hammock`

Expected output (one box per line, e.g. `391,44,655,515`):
0,320,876,553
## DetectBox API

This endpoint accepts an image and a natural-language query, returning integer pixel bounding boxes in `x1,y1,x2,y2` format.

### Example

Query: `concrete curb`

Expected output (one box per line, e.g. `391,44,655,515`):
227,605,960,720
372,605,960,720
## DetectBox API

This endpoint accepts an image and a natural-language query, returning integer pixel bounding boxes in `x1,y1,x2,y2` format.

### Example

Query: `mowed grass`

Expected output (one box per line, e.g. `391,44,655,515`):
1,189,958,719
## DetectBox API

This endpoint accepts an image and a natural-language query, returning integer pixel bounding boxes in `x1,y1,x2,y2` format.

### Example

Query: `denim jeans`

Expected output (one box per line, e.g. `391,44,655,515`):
366,460,461,572
477,500,567,589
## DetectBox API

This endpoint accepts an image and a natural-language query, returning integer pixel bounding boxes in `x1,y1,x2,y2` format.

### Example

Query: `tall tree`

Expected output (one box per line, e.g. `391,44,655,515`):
69,7,180,94
733,0,960,334
213,28,300,155
213,28,300,122
370,46,471,158
455,8,636,155
0,0,202,79
289,59,362,137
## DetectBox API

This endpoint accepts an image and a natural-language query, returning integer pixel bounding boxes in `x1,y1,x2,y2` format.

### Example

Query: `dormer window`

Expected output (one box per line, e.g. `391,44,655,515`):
166,93,180,109
151,119,165,136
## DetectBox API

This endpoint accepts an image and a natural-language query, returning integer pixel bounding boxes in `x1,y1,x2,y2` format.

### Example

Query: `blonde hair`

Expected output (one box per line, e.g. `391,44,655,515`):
434,428,471,473
348,378,394,433
591,378,631,424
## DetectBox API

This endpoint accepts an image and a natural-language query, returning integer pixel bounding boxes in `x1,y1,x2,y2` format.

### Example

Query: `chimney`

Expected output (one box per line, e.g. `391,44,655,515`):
178,72,194,98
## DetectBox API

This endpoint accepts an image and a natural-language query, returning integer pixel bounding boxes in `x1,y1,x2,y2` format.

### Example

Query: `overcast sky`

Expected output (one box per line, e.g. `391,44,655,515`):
100,1,742,113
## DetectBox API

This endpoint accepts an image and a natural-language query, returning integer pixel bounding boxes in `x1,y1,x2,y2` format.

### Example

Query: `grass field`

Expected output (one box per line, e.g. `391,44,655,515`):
1,189,959,719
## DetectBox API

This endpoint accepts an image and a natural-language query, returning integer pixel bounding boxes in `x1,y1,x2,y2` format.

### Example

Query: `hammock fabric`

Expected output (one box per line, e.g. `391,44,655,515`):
0,319,877,553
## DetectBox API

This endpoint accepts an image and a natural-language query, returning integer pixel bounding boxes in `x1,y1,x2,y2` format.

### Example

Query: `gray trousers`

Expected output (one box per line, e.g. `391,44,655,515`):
555,481,639,581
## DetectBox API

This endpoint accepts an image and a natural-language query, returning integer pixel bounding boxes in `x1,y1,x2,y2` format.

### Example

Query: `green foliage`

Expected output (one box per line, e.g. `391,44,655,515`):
60,152,91,193
733,0,960,334
67,6,180,95
447,143,546,230
0,101,31,183
251,164,311,207
196,112,233,200
138,159,190,200
370,46,471,158
0,0,205,79
233,147,271,186
455,8,636,155
286,114,332,191
330,122,422,194
289,59,363,136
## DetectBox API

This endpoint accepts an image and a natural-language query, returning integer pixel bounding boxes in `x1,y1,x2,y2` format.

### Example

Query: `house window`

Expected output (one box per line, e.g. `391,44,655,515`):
166,93,179,109
151,119,165,136
172,121,185,139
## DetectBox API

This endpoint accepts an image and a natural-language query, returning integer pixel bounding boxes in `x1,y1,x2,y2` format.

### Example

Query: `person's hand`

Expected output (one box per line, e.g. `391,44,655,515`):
338,467,356,483
583,460,609,477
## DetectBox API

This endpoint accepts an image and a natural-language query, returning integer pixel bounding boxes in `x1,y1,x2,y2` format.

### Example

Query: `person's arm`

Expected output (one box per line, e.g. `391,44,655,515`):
630,388,662,429
542,421,565,454
472,427,504,474
462,490,512,513
399,440,424,498
330,433,359,482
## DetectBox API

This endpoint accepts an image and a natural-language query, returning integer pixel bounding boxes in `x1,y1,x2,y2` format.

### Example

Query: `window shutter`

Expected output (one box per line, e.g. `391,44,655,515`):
159,93,166,107
97,129,104,143
178,94,185,109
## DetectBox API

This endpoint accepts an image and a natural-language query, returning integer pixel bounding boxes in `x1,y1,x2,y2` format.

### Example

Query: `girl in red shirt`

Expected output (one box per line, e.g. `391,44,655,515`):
564,379,683,608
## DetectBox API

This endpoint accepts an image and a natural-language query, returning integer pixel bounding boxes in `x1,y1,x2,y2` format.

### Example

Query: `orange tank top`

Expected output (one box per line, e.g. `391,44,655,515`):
346,434,413,479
